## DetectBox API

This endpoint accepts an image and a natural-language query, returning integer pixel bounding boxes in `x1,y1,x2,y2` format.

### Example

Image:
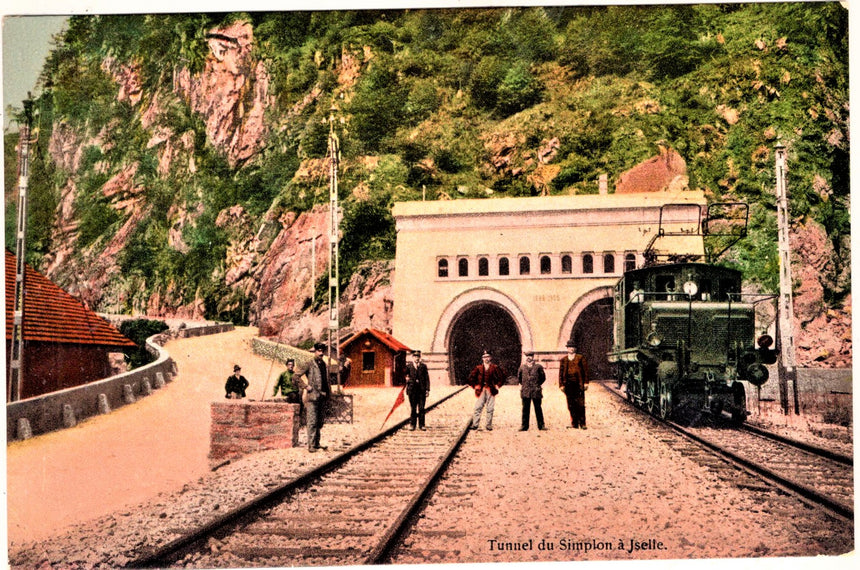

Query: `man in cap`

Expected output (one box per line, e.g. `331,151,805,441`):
272,358,300,404
404,350,431,430
225,365,249,399
517,351,546,431
467,350,506,430
559,340,589,429
299,342,331,452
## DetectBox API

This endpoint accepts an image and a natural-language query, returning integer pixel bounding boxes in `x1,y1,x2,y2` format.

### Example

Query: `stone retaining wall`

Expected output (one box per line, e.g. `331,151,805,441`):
6,320,234,441
210,401,301,463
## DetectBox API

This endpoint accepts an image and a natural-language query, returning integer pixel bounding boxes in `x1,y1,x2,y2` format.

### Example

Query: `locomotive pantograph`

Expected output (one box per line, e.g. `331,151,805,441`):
608,203,778,423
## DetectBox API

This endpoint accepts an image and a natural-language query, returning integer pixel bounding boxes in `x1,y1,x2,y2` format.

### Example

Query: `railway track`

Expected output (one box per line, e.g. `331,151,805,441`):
128,387,471,568
603,382,854,522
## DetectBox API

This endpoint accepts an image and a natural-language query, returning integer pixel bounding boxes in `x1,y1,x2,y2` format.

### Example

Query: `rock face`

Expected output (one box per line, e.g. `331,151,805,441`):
615,147,689,194
790,220,851,367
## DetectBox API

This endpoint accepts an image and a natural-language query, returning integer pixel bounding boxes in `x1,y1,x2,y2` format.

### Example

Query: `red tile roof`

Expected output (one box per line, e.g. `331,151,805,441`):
341,328,411,353
5,250,136,348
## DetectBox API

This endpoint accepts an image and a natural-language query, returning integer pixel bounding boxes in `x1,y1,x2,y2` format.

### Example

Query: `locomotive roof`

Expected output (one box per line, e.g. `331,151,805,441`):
623,262,741,279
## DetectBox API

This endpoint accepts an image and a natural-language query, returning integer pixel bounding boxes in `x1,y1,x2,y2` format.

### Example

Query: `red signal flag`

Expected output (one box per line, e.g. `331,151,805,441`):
381,386,406,429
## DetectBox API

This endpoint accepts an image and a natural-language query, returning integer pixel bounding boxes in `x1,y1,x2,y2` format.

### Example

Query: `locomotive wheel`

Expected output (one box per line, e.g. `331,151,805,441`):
657,382,673,420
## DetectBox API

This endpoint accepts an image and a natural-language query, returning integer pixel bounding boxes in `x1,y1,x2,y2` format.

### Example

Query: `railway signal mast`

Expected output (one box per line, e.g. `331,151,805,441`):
8,98,36,402
775,143,798,414
328,108,342,388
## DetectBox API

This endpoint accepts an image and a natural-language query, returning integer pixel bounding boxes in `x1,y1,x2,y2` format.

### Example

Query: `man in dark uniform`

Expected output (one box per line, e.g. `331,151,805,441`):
299,343,331,452
517,351,546,431
404,350,431,430
467,350,506,431
225,365,249,399
559,340,589,429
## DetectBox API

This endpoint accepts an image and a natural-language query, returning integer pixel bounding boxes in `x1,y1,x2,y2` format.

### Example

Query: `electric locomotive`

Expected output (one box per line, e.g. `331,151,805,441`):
608,262,777,423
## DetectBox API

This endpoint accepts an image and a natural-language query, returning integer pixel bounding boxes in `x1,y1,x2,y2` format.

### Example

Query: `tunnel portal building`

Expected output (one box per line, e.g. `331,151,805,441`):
391,189,707,385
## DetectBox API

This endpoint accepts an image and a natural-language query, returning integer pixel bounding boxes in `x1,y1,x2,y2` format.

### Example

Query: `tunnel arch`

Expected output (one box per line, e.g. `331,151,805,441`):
558,286,615,380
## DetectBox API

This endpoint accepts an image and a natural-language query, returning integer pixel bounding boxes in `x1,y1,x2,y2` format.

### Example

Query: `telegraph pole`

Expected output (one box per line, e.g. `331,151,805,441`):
8,98,36,402
327,108,342,389
775,143,799,414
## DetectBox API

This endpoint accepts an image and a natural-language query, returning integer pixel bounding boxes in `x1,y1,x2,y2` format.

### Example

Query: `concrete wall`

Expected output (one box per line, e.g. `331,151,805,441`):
6,321,234,441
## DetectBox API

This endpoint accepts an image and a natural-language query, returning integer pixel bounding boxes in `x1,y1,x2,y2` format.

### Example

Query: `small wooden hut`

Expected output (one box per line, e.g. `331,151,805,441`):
339,328,411,387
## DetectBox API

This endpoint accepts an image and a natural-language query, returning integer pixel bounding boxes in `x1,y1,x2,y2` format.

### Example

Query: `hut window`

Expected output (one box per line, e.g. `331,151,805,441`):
625,253,636,272
458,258,469,277
519,256,530,275
362,351,376,372
540,255,551,274
478,257,489,276
499,257,510,276
561,255,572,274
438,259,449,278
582,254,593,274
604,253,615,274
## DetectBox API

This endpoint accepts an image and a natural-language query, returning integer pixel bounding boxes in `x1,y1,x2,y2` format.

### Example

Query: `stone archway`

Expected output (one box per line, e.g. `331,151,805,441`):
559,286,615,380
448,303,522,385
433,288,533,385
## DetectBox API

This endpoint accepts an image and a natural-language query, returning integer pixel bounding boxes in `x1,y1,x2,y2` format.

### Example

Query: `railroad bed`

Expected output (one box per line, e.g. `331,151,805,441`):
8,383,854,568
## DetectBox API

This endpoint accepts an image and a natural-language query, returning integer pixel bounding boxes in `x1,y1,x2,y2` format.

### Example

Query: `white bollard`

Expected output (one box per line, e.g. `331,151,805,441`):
98,393,111,414
123,384,136,404
154,374,165,389
16,418,32,440
142,379,152,396
62,404,77,428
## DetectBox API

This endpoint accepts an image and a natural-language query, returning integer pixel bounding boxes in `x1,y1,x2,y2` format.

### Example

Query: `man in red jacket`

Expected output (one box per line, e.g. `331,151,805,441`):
468,350,506,431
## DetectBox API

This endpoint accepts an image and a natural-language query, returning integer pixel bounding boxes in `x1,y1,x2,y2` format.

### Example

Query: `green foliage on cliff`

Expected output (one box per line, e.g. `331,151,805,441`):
4,3,849,321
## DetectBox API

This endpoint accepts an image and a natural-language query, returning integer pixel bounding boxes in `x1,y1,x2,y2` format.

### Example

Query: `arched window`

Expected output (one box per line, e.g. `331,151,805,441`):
604,253,615,274
519,256,531,275
561,255,572,274
540,255,551,274
499,257,510,276
478,257,489,276
625,253,636,272
582,254,593,274
438,259,449,278
458,258,469,277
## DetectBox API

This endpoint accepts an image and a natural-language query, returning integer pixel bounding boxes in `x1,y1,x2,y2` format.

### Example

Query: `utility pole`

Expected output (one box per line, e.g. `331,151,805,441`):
327,108,342,390
8,98,36,402
775,143,798,415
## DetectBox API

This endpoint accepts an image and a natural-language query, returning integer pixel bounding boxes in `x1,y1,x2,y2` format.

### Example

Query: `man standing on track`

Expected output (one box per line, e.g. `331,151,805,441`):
468,350,506,431
405,350,431,430
559,340,589,429
517,351,546,431
300,343,331,452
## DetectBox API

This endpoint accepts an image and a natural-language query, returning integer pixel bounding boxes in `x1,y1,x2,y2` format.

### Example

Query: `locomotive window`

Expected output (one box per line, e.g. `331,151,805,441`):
519,256,531,275
561,255,572,274
656,275,677,299
458,258,469,277
720,278,739,301
499,257,510,276
699,279,712,300
438,259,449,278
603,254,615,274
582,254,593,274
624,253,636,272
478,257,489,276
540,255,551,274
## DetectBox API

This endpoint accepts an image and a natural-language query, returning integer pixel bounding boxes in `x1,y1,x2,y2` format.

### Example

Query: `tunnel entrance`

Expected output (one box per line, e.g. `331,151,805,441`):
448,303,522,385
568,297,615,380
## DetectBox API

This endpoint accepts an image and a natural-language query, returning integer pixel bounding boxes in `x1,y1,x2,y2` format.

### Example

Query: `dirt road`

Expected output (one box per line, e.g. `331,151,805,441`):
5,327,283,546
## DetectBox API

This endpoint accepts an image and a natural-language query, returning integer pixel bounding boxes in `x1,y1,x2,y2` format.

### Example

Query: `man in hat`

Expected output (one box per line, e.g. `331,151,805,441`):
225,365,249,399
467,350,506,430
299,342,331,452
559,341,589,429
405,350,431,430
517,351,546,431
272,358,300,404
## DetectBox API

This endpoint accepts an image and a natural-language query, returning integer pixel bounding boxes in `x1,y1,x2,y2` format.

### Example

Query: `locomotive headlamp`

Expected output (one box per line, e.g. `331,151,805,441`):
682,280,698,296
756,334,774,349
647,332,662,347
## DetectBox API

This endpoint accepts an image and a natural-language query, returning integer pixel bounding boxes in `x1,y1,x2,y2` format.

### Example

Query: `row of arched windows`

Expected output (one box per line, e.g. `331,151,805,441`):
438,253,638,279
